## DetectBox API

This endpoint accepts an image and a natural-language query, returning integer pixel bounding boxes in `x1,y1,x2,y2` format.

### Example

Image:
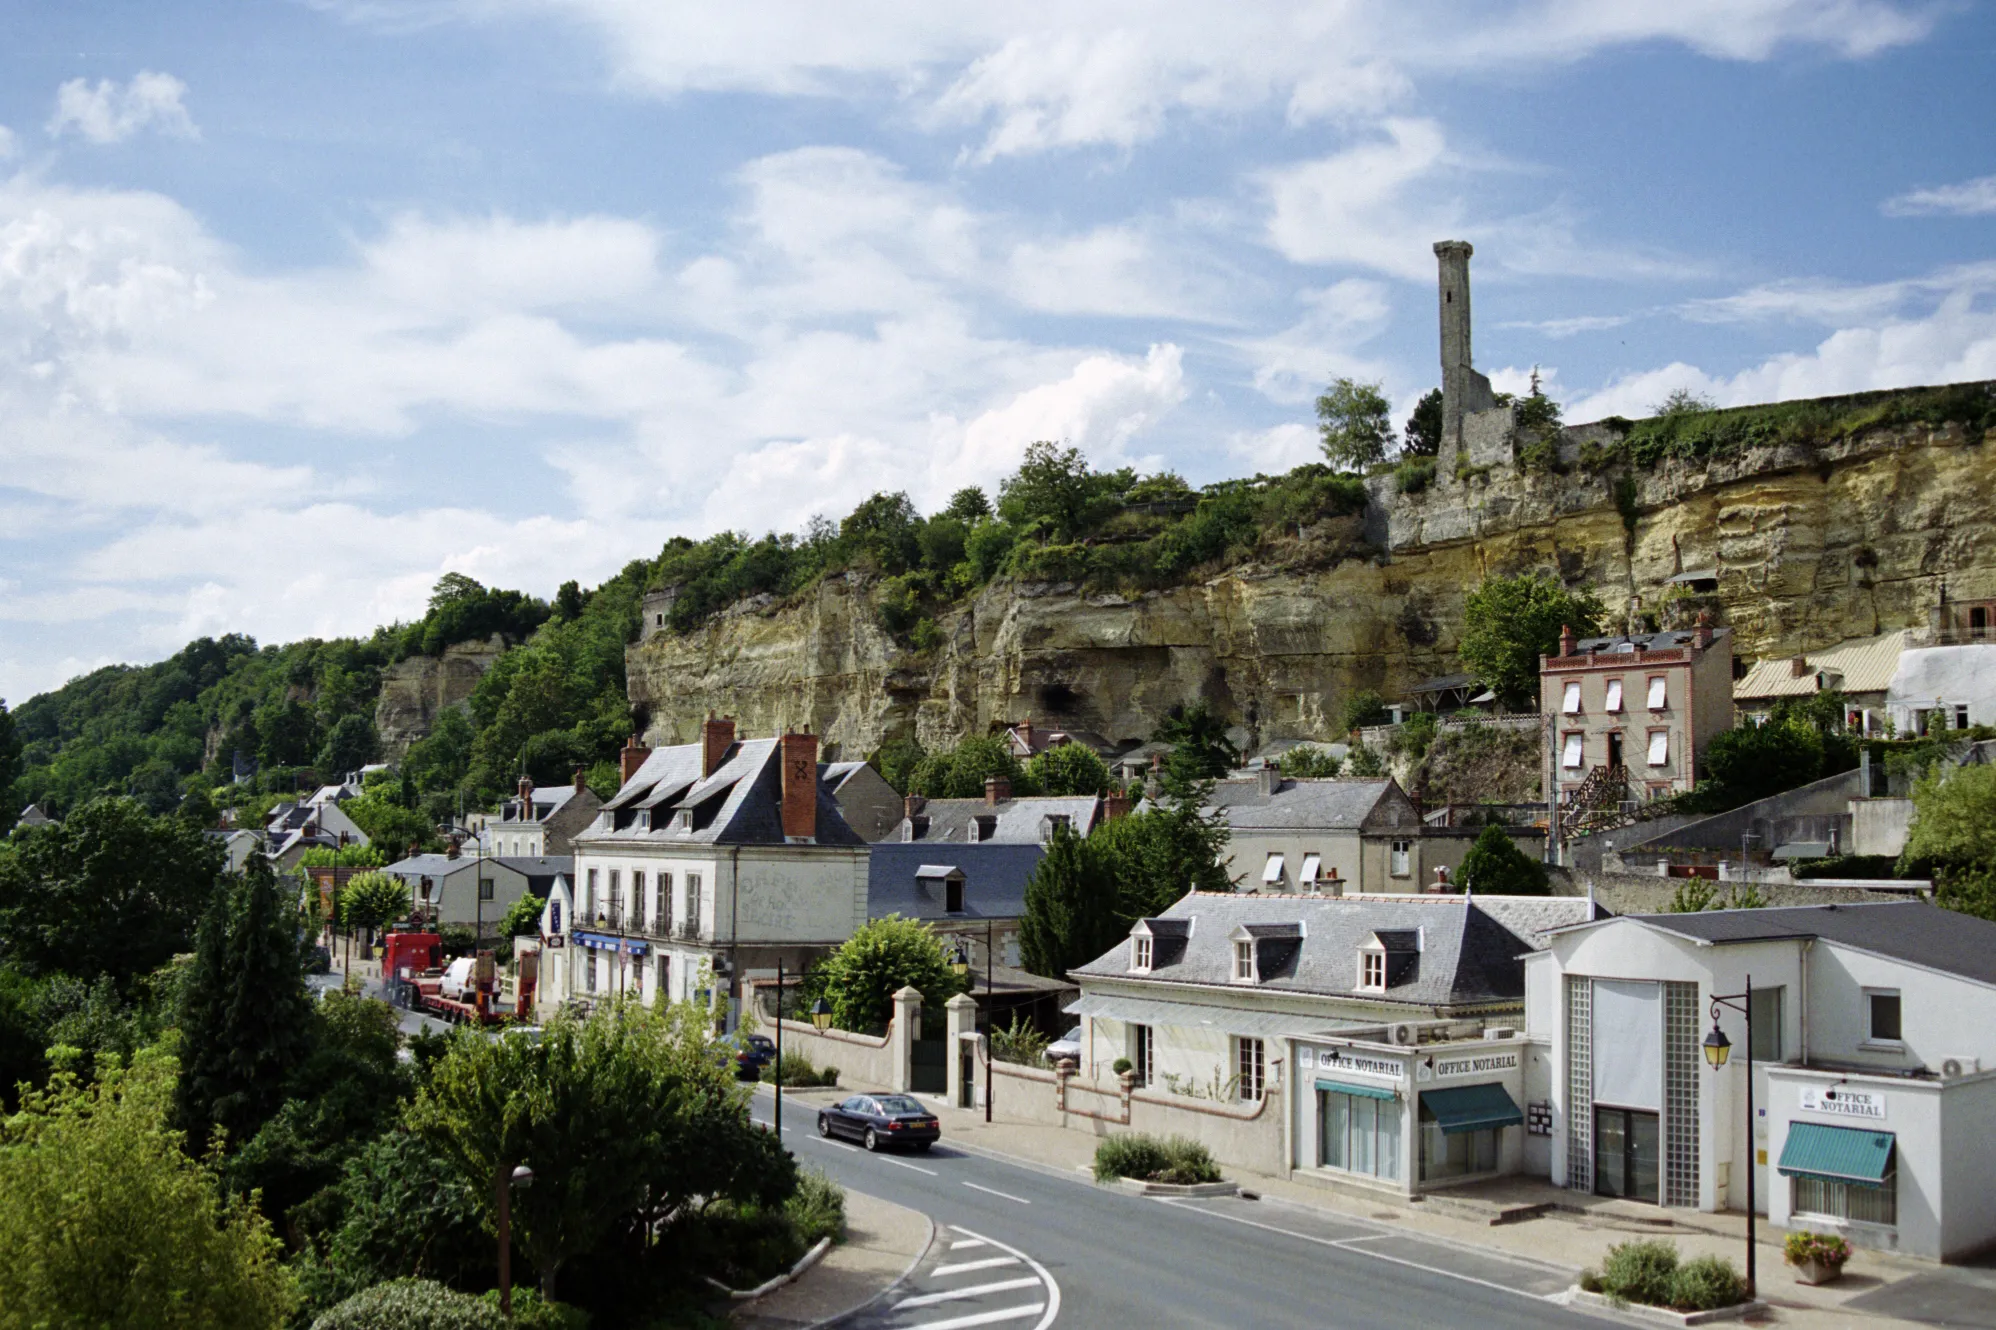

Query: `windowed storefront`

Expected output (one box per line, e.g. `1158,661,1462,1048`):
1418,1084,1521,1183
1319,1082,1401,1181
1781,1123,1898,1226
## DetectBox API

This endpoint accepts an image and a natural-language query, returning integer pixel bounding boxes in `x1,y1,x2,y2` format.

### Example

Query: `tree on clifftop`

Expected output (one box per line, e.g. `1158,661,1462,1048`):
1459,571,1605,711
1317,378,1393,471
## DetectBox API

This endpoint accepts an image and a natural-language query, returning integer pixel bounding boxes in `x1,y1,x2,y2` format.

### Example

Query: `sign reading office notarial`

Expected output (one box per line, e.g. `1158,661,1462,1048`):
1301,1045,1405,1080
1799,1086,1886,1121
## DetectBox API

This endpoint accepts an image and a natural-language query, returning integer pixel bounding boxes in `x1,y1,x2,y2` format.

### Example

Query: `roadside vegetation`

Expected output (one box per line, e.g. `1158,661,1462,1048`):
1092,1133,1223,1186
1578,1239,1746,1312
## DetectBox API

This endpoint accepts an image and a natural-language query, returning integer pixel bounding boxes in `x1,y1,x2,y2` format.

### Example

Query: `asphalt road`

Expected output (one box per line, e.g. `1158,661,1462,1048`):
748,1091,1614,1330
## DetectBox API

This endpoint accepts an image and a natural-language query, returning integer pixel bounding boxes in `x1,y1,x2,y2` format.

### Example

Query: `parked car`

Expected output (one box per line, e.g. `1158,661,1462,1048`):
715,1032,776,1080
1045,1025,1082,1065
817,1094,941,1152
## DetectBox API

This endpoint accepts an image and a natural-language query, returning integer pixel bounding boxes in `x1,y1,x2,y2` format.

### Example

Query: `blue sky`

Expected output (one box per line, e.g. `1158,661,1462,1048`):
2,0,1993,704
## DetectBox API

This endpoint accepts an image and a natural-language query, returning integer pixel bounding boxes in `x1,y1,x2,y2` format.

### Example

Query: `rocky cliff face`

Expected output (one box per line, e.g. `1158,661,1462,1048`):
374,634,507,756
626,413,1996,762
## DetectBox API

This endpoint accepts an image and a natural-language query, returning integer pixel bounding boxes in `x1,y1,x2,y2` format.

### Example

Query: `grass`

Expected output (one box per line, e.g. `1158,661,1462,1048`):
1589,382,1996,472
1092,1133,1223,1186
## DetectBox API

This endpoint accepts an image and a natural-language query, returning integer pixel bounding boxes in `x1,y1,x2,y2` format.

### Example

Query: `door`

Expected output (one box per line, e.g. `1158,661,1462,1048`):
1595,1108,1660,1203
911,1036,946,1093
1607,732,1624,770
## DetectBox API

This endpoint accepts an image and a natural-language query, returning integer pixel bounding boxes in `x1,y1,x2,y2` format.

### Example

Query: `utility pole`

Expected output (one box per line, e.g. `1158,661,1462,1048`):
774,959,784,1141
985,918,994,1124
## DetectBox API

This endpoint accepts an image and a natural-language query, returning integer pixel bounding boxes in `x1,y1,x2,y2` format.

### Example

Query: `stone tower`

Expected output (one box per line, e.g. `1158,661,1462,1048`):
1434,240,1496,451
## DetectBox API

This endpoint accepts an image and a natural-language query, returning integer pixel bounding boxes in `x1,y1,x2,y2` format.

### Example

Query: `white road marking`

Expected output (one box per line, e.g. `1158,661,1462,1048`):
878,1155,939,1175
961,1182,1031,1204
948,1238,989,1251
894,1277,1042,1309
808,1136,860,1152
931,1256,1020,1277
947,1226,1061,1330
902,1305,1046,1330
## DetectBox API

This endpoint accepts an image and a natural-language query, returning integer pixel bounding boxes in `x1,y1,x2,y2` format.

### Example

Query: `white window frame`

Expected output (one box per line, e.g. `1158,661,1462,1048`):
1647,675,1668,710
1132,935,1153,971
686,874,702,936
1299,853,1322,887
1561,680,1583,714
1561,732,1585,770
586,867,598,918
631,871,646,931
1865,988,1904,1046
1360,949,1386,991
1236,1036,1266,1102
1647,729,1670,767
1262,853,1286,885
1233,939,1257,983
1390,840,1411,877
1132,1024,1153,1086
1604,678,1624,712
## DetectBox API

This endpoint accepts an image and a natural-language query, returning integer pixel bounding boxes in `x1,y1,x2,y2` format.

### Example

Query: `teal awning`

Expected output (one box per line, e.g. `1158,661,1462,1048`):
1420,1083,1524,1134
1317,1078,1397,1102
1778,1122,1895,1185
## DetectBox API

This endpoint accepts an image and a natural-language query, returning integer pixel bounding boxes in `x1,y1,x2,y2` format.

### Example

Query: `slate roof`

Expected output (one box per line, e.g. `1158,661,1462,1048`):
497,785,587,824
1071,892,1601,1007
1614,901,1996,987
1204,777,1412,832
867,842,1044,922
1570,627,1731,653
585,738,866,847
898,796,1099,844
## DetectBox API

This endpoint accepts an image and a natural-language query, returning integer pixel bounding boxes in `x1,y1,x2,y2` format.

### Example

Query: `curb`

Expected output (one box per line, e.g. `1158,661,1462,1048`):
806,1210,940,1330
1105,1177,1240,1198
708,1237,835,1301
1565,1287,1769,1326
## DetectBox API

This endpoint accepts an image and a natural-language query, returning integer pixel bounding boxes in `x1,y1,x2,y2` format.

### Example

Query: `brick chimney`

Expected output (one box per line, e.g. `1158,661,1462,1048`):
619,734,650,784
1790,655,1811,679
904,793,926,820
1103,788,1130,821
1696,609,1714,649
1016,715,1035,753
779,730,818,841
517,774,533,806
985,774,1012,806
445,835,461,861
572,765,587,792
703,714,737,777
1559,624,1577,658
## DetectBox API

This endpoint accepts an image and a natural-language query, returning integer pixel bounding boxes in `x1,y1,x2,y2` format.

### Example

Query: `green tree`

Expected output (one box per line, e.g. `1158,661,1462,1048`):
869,738,926,795
1459,571,1606,710
996,442,1126,543
1279,746,1342,778
1317,377,1393,471
0,698,21,835
408,1004,795,1300
1343,742,1385,777
1088,800,1234,917
1899,763,1996,918
944,487,991,522
1018,824,1124,979
175,853,317,1150
498,892,547,940
318,714,380,780
339,871,413,937
806,916,963,1032
1700,720,1826,809
1024,742,1111,796
0,796,222,984
1153,702,1239,794
178,781,219,828
553,579,586,622
1339,689,1388,733
0,1048,295,1330
909,736,1032,800
1453,825,1549,895
1403,388,1444,457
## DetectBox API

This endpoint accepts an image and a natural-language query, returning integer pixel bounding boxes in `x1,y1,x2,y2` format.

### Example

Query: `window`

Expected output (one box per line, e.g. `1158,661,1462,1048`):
1236,1037,1266,1102
1262,853,1286,886
971,816,996,843
1361,950,1386,990
1039,814,1070,844
1956,705,1971,730
478,877,495,902
1647,730,1670,767
1793,1165,1897,1226
655,873,670,933
1321,1089,1401,1180
585,951,598,993
1132,935,1152,970
1562,733,1585,769
655,953,669,998
1234,940,1257,982
1131,1025,1153,1086
1422,1111,1500,1181
1647,675,1668,710
1390,840,1411,877
1562,680,1582,714
608,870,621,923
1973,606,1989,639
1868,990,1902,1043
945,878,965,914
631,872,646,931
686,875,702,935
1750,986,1784,1062
1604,678,1624,712
586,868,598,918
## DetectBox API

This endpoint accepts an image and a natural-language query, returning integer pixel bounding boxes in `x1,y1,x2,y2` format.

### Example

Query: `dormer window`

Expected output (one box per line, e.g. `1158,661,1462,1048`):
971,815,997,843
1132,935,1153,970
1039,814,1071,845
945,878,965,914
1361,950,1386,990
1234,940,1256,982
673,809,694,833
903,816,929,842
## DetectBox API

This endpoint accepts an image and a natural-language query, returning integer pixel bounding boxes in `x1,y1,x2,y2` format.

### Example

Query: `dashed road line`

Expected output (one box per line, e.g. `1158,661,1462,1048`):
961,1182,1030,1204
879,1155,940,1175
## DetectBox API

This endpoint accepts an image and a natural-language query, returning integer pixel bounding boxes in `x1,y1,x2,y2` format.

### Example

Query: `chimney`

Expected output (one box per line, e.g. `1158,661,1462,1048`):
517,774,533,804
1559,624,1577,659
779,730,819,841
985,774,1012,806
1257,764,1279,796
445,835,462,861
1790,655,1810,679
1432,865,1452,894
1104,788,1130,821
1016,716,1035,753
1696,609,1714,649
702,714,737,777
619,734,650,784
904,793,926,820
572,765,587,792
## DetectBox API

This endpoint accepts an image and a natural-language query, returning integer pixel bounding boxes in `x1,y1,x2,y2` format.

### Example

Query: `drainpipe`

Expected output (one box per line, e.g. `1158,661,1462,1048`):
1799,937,1814,1065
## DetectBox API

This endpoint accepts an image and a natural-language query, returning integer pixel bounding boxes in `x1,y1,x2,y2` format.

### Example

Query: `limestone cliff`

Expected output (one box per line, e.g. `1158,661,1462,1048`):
374,633,506,756
628,407,1996,761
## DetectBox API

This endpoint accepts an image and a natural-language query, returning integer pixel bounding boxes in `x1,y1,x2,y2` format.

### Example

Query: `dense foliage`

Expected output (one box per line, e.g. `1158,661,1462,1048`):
802,916,964,1033
1459,571,1606,710
1092,1133,1222,1185
1583,1239,1746,1312
1316,378,1394,471
1588,382,1996,471
1900,762,1996,919
1453,825,1549,895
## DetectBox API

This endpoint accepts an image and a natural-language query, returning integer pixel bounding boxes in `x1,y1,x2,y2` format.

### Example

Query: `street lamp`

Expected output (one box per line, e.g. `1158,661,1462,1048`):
1705,976,1757,1297
949,941,971,979
497,1163,535,1316
810,998,833,1032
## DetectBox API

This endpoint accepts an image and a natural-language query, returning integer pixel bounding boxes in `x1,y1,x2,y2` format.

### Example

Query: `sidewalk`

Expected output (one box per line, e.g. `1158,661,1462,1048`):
732,1189,934,1330
775,1081,1946,1329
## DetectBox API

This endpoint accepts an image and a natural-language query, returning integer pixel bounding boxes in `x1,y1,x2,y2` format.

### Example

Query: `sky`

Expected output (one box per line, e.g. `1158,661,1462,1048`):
1,1,1993,706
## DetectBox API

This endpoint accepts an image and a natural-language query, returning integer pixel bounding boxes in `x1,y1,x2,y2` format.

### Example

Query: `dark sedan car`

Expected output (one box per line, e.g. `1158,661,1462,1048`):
715,1032,777,1080
817,1094,941,1152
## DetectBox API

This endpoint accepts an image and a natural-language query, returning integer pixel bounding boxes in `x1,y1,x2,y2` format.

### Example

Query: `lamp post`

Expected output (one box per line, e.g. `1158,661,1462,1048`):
497,1163,534,1316
1703,975,1757,1298
985,919,994,1124
810,997,833,1032
774,959,785,1142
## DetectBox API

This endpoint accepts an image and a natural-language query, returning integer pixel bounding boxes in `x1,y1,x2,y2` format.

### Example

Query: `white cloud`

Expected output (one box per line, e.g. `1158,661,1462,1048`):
1225,422,1322,472
1244,279,1396,403
47,71,199,144
0,126,16,159
1501,314,1632,339
1679,262,1996,326
1260,119,1457,280
1883,173,1996,218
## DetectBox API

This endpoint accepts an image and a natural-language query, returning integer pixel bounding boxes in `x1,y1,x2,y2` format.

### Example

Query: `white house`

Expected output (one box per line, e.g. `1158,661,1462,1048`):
1886,643,1996,736
1527,901,1996,1260
544,720,870,1022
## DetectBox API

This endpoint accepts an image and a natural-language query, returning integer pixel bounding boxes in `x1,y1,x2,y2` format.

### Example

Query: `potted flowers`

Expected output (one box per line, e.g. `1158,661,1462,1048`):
1785,1231,1852,1285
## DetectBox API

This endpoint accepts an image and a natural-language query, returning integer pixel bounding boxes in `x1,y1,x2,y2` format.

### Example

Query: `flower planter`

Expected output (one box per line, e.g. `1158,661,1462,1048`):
1792,1257,1845,1286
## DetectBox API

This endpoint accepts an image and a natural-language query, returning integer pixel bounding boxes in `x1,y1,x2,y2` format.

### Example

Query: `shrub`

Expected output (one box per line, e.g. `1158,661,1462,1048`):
990,1014,1050,1066
761,1053,838,1087
1784,1231,1851,1266
1668,1255,1747,1311
311,1278,505,1330
785,1168,848,1247
1394,457,1436,494
1279,746,1342,778
1597,1239,1678,1307
1092,1133,1221,1185
1111,1057,1133,1075
478,1289,590,1330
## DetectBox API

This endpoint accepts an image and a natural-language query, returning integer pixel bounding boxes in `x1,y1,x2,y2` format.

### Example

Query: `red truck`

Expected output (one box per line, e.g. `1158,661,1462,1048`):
383,930,533,1026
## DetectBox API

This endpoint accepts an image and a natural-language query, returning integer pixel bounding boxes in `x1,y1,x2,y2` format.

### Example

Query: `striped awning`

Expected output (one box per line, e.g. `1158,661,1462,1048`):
1317,1078,1397,1102
1779,1123,1895,1185
1420,1083,1524,1134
